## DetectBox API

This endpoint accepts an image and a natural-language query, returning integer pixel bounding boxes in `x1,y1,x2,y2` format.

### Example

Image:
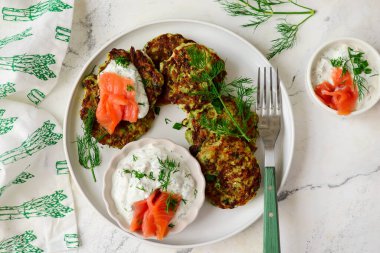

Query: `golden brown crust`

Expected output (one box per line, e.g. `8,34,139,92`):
80,48,163,149
144,33,194,69
196,136,261,209
80,74,155,149
160,43,227,112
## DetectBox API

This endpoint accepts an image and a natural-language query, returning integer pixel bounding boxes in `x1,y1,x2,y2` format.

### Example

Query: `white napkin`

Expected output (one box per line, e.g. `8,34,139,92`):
0,0,78,251
0,100,78,252
0,0,74,105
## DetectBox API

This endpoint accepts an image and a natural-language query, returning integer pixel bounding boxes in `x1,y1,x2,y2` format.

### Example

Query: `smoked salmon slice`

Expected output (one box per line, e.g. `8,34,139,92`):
314,67,358,115
96,72,139,134
130,199,148,232
149,191,182,240
142,209,156,238
129,189,182,240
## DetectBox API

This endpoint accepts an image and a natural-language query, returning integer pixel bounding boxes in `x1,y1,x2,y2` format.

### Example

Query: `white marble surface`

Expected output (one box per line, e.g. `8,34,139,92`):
40,0,380,252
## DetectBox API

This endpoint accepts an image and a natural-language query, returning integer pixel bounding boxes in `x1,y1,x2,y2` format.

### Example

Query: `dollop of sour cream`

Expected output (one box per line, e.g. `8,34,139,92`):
312,43,379,111
111,143,196,226
100,60,149,118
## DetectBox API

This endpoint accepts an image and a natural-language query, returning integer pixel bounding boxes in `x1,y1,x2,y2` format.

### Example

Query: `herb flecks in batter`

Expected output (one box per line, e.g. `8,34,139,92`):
158,156,180,191
187,46,256,142
77,108,101,182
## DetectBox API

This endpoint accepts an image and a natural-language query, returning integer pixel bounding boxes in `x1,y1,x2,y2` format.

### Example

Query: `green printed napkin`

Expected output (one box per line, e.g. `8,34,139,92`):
0,100,78,252
0,0,78,252
0,0,74,105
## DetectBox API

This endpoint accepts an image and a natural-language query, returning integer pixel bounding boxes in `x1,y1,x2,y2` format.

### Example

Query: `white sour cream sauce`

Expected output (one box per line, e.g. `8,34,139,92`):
100,60,149,118
111,143,196,225
312,43,379,110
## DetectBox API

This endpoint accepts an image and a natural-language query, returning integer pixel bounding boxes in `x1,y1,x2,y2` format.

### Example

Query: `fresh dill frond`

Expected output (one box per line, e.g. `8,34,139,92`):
348,47,372,100
115,56,130,68
168,223,175,228
77,108,101,182
187,46,255,142
165,193,179,213
132,154,138,162
267,21,298,59
217,0,316,59
329,47,373,100
158,156,180,191
164,118,172,124
136,185,146,192
330,57,349,74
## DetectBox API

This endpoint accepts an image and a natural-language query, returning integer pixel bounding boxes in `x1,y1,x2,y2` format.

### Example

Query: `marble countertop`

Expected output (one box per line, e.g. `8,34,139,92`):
41,0,380,252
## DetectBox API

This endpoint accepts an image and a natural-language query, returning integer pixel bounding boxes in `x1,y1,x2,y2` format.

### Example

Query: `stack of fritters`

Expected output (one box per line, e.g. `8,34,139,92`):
80,48,164,149
80,33,261,209
144,34,261,209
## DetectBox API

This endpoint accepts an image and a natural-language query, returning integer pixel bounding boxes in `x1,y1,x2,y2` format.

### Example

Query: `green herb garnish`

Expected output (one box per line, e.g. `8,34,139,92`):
330,47,373,100
187,46,256,142
217,0,316,59
132,154,138,162
126,85,135,91
77,108,101,182
164,118,172,124
168,223,175,228
136,185,146,192
172,122,183,130
165,193,179,213
115,56,130,68
154,106,161,115
124,169,146,179
138,102,145,106
181,198,188,205
158,156,180,191
194,188,198,197
124,169,156,181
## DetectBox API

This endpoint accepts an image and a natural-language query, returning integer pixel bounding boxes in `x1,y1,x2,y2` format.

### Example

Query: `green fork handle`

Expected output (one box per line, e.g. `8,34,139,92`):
264,166,281,253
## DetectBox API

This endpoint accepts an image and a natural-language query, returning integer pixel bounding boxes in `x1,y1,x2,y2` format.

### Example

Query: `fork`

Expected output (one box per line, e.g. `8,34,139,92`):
256,67,282,253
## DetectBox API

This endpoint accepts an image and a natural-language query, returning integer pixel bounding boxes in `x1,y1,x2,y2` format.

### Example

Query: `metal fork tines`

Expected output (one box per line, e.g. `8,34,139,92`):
256,67,282,166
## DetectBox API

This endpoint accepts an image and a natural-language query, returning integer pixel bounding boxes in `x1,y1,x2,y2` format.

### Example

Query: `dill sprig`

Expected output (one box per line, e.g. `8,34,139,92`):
165,193,179,213
217,0,316,59
77,108,101,182
158,156,180,191
187,46,256,142
329,47,373,100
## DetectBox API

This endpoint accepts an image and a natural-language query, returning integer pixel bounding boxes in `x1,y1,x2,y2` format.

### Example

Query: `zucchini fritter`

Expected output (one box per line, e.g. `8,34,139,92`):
80,48,164,149
184,99,260,209
160,43,227,111
196,136,261,209
144,33,194,69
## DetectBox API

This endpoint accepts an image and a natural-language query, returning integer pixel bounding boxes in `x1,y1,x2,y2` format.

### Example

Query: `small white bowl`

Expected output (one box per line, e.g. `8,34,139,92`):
306,37,380,116
103,138,205,240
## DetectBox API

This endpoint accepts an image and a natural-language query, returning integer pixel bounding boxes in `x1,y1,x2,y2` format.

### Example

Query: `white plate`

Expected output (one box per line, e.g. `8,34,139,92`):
63,19,295,248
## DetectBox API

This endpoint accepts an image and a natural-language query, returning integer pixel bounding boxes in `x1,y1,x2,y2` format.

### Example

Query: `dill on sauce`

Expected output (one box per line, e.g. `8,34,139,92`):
123,169,156,180
132,154,138,162
157,156,180,191
77,108,101,182
115,56,130,68
330,47,373,100
165,193,179,213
